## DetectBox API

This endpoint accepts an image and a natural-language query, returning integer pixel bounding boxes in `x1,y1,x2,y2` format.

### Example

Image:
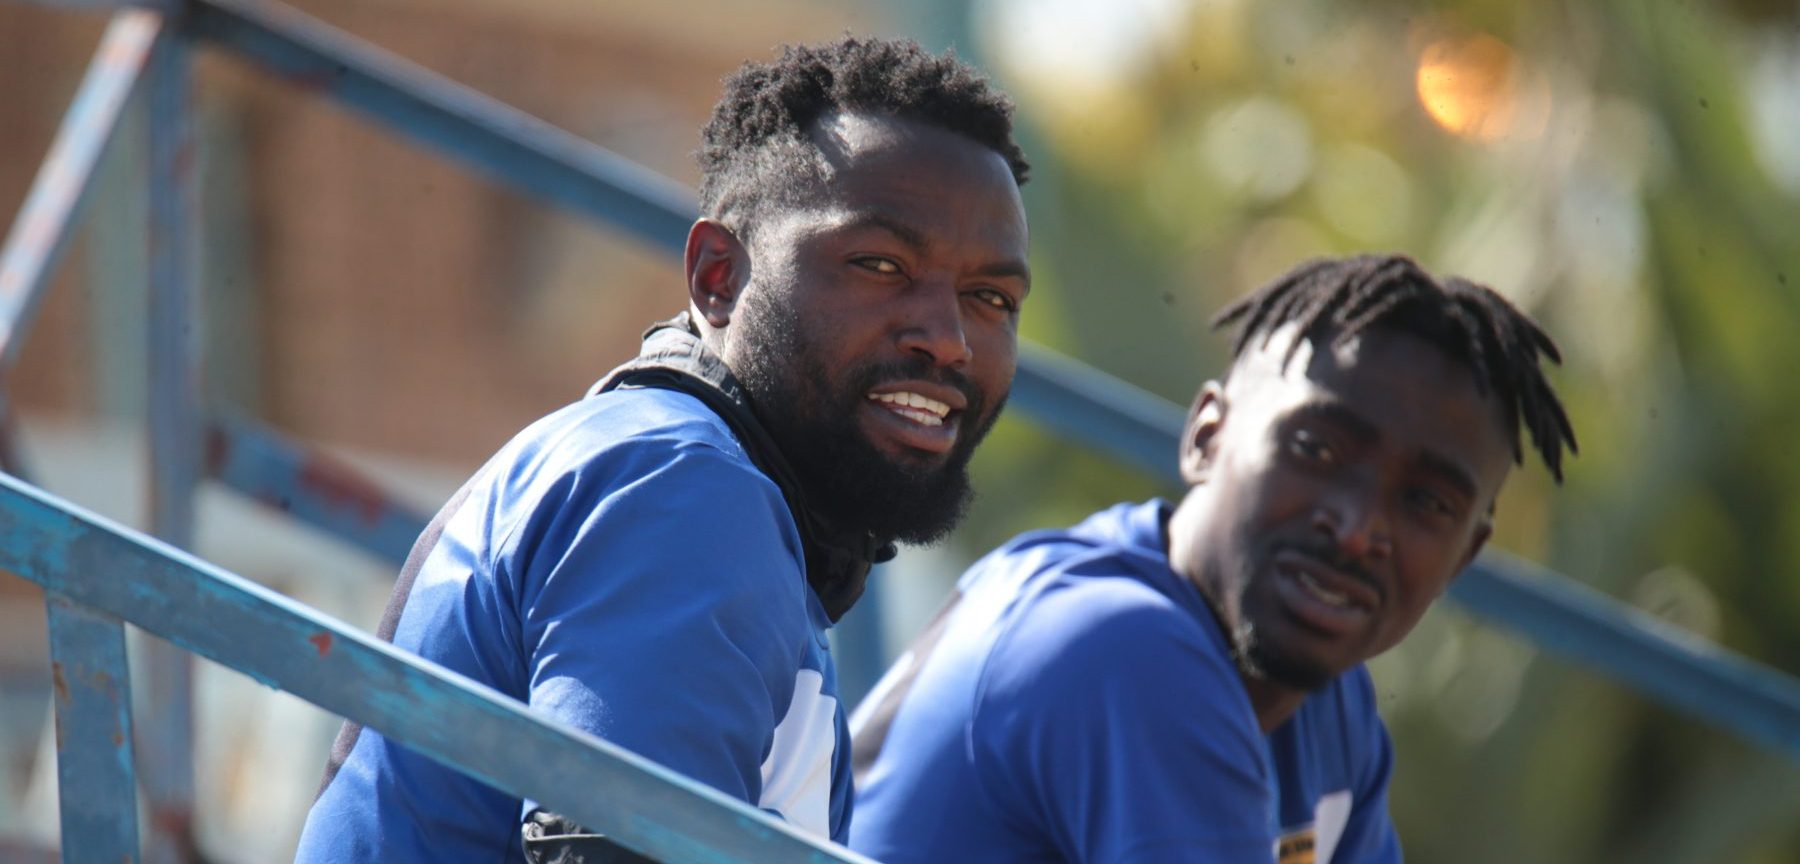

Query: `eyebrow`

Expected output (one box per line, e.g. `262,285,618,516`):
1291,401,1379,445
843,212,1032,291
1414,448,1479,502
848,212,930,252
1291,401,1479,500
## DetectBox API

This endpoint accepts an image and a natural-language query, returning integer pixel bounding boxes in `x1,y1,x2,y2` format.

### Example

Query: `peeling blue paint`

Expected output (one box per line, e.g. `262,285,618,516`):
46,593,140,862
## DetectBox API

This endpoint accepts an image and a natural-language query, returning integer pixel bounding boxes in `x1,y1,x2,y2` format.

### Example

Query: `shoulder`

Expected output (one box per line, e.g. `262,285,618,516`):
970,508,1216,683
485,390,800,579
514,388,750,474
978,556,1241,720
494,390,774,513
961,541,1272,848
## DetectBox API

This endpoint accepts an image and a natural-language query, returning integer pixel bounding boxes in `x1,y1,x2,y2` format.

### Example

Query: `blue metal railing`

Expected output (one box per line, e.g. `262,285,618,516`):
1,0,1796,861
0,472,871,864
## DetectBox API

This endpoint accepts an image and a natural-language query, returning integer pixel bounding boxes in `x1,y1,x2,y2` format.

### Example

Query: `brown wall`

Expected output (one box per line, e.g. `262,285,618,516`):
0,0,878,464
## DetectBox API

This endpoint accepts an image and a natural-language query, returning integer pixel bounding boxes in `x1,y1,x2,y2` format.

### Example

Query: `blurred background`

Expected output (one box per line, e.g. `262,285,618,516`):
1,0,1797,860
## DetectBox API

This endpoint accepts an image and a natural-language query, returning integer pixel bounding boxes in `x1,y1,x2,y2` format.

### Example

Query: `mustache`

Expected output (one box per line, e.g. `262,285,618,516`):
1276,541,1381,597
853,356,984,415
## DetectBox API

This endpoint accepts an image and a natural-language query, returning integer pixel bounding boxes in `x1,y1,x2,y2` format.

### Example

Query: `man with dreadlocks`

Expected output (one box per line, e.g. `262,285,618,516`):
297,36,1030,862
849,254,1575,864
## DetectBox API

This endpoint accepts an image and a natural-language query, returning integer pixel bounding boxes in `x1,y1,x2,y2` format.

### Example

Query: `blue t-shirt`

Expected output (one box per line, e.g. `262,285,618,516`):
296,389,852,862
850,500,1400,864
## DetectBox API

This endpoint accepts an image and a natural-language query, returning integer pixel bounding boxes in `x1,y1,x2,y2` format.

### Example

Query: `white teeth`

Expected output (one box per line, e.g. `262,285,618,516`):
869,391,951,420
1297,571,1350,607
893,407,943,427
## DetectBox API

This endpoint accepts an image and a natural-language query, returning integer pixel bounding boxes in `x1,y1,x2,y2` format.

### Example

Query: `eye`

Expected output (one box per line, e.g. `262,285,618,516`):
852,256,902,275
1288,428,1335,464
1406,486,1458,521
971,287,1018,312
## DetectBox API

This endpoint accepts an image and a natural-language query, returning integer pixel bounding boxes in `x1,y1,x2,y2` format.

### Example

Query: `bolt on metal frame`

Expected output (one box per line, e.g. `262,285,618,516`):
0,1,1796,862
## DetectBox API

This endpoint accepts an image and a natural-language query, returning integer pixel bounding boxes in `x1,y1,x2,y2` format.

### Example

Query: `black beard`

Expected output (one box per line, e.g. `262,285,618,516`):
1225,545,1353,692
1229,619,1334,693
732,295,1001,546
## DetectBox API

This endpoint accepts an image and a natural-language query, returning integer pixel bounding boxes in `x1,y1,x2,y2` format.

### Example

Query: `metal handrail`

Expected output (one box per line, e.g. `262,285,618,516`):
2,0,1797,860
0,471,871,864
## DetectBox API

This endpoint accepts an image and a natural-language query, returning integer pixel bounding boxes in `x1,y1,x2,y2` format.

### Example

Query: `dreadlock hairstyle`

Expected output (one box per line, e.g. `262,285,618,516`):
1211,254,1578,482
697,36,1028,234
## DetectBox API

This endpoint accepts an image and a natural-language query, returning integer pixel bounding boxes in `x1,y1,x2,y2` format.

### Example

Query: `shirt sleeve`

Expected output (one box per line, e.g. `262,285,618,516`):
971,578,1277,864
1327,672,1401,863
500,434,814,816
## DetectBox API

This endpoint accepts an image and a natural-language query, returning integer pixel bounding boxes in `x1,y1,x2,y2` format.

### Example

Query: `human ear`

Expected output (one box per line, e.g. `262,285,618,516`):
1179,381,1227,485
685,219,747,329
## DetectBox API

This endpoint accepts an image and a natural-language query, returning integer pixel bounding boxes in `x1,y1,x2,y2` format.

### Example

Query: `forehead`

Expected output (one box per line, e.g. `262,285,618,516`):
1226,323,1515,490
776,112,1027,243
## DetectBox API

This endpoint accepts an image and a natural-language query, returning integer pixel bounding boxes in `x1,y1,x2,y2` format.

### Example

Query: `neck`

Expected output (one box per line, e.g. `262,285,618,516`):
1241,676,1307,733
1164,493,1309,734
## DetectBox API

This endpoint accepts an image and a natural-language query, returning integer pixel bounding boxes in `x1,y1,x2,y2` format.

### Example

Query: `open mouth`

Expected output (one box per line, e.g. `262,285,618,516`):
1272,549,1379,636
864,387,965,456
1295,570,1352,607
868,390,952,426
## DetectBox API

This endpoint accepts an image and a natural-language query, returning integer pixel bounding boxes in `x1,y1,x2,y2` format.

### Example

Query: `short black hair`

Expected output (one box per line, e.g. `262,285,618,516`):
697,36,1028,232
1212,254,1578,481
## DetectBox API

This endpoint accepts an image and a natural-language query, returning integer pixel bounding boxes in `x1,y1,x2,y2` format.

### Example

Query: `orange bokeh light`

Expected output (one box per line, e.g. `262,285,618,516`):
1416,33,1520,140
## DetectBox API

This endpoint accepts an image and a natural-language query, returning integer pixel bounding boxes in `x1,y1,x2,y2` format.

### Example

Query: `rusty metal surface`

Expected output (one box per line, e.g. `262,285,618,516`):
44,593,139,863
204,415,429,565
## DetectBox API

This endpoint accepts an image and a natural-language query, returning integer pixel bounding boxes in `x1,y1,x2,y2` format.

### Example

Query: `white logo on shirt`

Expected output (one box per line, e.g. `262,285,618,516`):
760,669,838,837
1275,789,1353,863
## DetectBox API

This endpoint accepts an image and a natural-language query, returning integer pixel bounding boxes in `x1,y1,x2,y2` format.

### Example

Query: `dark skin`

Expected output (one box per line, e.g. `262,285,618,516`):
1166,322,1515,731
684,112,1030,472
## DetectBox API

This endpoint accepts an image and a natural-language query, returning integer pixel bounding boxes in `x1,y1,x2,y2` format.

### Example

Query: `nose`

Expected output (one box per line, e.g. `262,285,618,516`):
1311,479,1392,563
895,277,972,368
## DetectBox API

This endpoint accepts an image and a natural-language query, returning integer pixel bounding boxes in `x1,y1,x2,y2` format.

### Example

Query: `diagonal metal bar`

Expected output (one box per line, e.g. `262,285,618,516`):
1010,343,1188,482
1452,551,1800,757
45,593,141,864
205,415,429,565
0,9,164,374
183,0,695,257
0,473,874,864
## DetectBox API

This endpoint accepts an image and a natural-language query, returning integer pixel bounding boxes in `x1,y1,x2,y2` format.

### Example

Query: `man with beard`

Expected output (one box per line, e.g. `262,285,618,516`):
297,36,1029,863
848,255,1576,864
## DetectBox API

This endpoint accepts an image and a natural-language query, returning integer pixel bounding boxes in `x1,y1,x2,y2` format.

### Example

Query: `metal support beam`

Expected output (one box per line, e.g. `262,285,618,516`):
45,593,140,864
184,0,695,256
1452,552,1800,756
0,473,874,864
142,16,202,862
205,415,429,565
0,9,164,373
1010,343,1188,482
